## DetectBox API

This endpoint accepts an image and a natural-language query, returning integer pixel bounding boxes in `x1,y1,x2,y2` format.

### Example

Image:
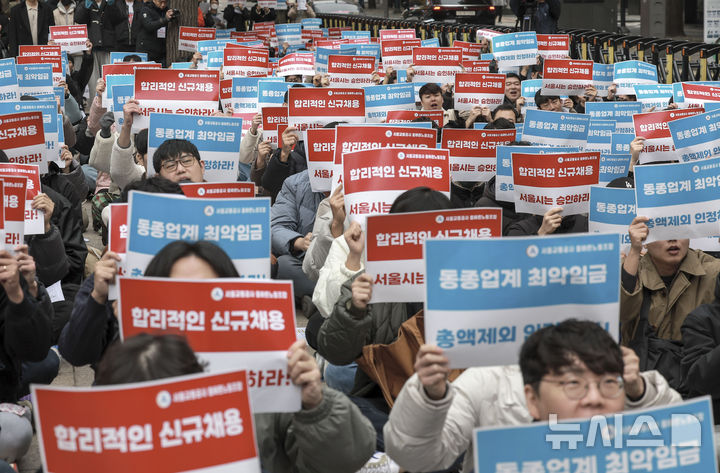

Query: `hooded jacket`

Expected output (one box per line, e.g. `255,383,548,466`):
53,0,76,26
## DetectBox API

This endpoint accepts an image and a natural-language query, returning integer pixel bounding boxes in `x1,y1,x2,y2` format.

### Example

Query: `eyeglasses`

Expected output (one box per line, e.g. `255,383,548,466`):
161,155,197,172
542,375,624,400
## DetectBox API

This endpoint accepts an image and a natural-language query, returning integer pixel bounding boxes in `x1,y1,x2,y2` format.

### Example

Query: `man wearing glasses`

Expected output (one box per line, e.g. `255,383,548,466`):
383,320,681,473
152,140,205,183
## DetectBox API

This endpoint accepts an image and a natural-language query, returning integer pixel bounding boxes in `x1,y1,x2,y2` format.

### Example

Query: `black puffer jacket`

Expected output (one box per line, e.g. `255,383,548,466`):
681,274,720,423
136,0,168,61
474,176,529,235
506,213,589,236
0,279,53,403
74,0,124,51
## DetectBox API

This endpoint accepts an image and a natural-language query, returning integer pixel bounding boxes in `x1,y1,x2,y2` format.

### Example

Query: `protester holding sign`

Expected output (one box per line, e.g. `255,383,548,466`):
88,333,375,473
315,187,453,449
620,216,720,345
384,320,680,473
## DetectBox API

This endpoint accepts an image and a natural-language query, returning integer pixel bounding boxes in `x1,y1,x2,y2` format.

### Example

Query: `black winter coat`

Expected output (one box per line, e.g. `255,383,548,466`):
681,274,720,423
113,0,142,49
474,176,529,235
506,213,588,236
7,1,55,57
74,0,124,51
136,1,168,59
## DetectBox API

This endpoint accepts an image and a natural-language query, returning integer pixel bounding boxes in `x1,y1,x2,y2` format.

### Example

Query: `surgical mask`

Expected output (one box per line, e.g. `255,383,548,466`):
210,3,217,9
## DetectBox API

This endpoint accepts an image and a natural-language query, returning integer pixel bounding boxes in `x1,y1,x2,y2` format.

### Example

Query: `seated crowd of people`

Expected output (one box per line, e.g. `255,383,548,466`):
0,0,719,472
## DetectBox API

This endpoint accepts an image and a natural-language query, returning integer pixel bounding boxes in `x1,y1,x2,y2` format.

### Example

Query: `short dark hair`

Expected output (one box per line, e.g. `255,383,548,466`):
122,54,143,63
144,240,240,278
505,72,521,82
484,118,515,130
120,176,184,203
95,334,204,385
419,83,442,98
390,186,452,213
491,103,519,121
519,319,623,391
135,128,149,155
535,89,560,107
152,139,201,173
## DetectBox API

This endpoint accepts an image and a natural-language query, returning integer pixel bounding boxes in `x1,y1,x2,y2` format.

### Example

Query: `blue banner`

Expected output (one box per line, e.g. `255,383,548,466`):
521,78,542,110
105,74,134,101
589,186,636,249
111,84,133,126
126,192,271,278
276,23,303,46
257,78,290,108
15,64,53,92
491,32,538,66
667,109,720,162
586,119,615,153
599,154,631,184
613,60,659,94
634,157,720,240
592,62,613,97
147,114,243,182
634,83,674,111
0,60,19,101
421,38,440,47
424,233,620,367
474,398,715,473
110,51,148,63
585,101,642,134
523,109,589,148
301,18,322,29
610,133,634,154
341,30,370,39
364,83,416,123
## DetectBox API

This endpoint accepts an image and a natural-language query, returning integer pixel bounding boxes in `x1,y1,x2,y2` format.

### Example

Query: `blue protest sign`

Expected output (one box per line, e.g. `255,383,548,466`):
474,398,716,473
341,30,370,39
0,61,19,101
586,119,615,154
635,157,720,240
15,64,53,95
599,154,631,185
111,84,133,126
613,60,658,95
592,62,613,97
364,83,415,123
0,100,59,172
633,84,674,112
276,23,303,46
491,32,538,67
586,101,642,134
589,186,635,250
523,109,590,148
147,114,243,182
610,133,634,155
421,38,440,47
257,78,289,109
301,18,322,29
667,109,720,162
126,192,271,278
521,78,542,111
424,233,620,368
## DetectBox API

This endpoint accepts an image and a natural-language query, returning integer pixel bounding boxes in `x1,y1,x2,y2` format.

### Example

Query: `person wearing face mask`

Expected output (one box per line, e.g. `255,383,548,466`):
205,0,226,28
223,0,249,31
250,2,275,24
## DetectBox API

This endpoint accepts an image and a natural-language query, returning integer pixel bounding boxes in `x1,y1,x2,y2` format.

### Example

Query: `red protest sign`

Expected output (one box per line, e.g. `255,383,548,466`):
34,370,260,473
512,151,600,215
0,162,43,235
276,52,315,77
379,29,416,40
386,110,444,127
17,45,63,81
541,59,594,96
441,128,516,182
261,106,288,148
178,26,216,52
101,62,161,81
681,83,720,107
0,112,45,168
49,25,88,54
365,207,502,302
327,55,376,88
381,39,421,70
304,128,336,192
287,88,365,130
454,72,506,110
343,147,450,224
453,40,484,61
118,278,300,413
536,34,570,59
632,108,704,164
0,175,26,248
412,47,463,84
180,182,256,198
461,60,492,73
223,47,269,77
108,203,128,255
